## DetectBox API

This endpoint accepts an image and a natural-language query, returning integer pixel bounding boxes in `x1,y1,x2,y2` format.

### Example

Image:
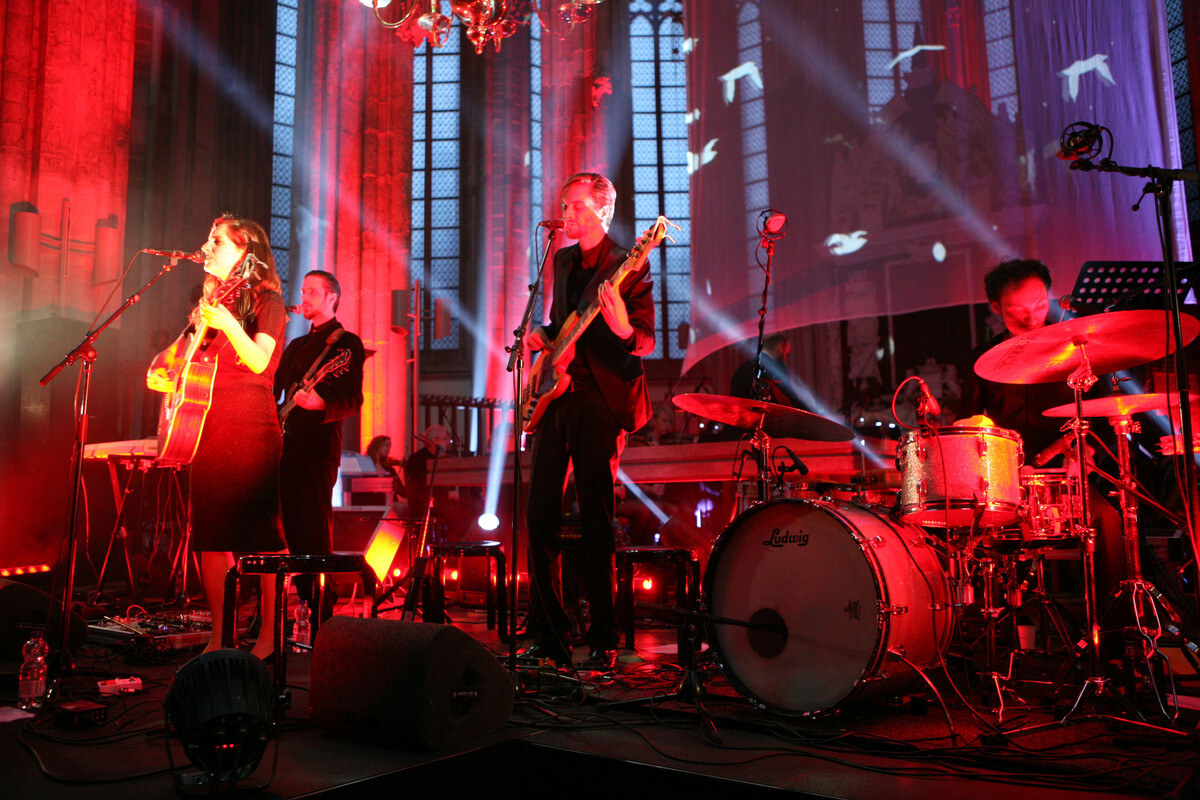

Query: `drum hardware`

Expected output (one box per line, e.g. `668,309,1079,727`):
977,315,1197,731
672,392,856,511
598,600,749,743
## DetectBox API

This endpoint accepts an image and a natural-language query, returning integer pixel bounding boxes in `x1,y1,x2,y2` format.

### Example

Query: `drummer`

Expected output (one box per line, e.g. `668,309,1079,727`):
957,258,1124,594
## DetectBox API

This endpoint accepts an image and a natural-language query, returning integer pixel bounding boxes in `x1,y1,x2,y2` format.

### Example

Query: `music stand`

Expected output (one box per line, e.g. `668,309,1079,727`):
1070,260,1198,314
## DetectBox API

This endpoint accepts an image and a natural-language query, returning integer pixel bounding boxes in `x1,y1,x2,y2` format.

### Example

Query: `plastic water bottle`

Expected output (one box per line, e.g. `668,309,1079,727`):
293,602,311,652
17,630,49,712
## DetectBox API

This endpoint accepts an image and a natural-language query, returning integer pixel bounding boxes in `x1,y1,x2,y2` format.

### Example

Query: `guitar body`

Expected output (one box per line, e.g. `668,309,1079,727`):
153,257,257,466
519,216,674,434
520,314,581,433
157,358,217,465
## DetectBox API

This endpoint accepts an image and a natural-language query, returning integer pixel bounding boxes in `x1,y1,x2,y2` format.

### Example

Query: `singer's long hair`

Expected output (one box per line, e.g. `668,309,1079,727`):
194,214,282,325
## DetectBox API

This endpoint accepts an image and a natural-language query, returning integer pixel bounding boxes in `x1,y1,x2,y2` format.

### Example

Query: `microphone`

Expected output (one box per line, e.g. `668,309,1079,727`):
1035,432,1075,467
779,445,810,477
915,377,941,419
538,219,565,229
143,248,204,263
286,305,303,314
414,433,445,454
758,209,787,240
1055,123,1102,160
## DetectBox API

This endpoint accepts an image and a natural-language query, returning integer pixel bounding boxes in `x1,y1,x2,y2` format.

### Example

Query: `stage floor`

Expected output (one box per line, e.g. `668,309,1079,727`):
4,595,1199,800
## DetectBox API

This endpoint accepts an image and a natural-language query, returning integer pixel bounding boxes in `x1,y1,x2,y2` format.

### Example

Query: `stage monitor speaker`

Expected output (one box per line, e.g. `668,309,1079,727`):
309,617,513,750
0,578,87,660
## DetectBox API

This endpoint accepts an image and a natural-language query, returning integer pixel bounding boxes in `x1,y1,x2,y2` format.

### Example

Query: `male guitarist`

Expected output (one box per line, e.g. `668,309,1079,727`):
522,172,655,672
275,270,365,635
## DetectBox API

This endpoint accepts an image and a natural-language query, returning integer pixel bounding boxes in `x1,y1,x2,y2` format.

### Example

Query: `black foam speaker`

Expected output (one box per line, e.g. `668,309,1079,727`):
309,617,513,750
0,578,87,660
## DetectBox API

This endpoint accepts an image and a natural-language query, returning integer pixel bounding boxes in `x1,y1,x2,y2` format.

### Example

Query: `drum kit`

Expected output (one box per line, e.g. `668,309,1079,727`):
673,309,1200,720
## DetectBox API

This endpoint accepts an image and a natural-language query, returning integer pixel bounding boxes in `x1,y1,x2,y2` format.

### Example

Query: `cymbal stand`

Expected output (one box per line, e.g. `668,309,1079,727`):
1016,348,1182,734
1094,413,1194,720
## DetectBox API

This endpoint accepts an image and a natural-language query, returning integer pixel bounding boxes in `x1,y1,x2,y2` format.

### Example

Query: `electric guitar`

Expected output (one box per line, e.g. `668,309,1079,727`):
156,258,259,465
519,216,675,434
277,349,352,425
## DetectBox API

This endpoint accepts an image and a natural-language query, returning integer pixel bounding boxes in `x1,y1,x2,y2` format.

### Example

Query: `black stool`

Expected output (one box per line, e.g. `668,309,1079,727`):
223,554,379,710
425,541,508,639
614,546,699,660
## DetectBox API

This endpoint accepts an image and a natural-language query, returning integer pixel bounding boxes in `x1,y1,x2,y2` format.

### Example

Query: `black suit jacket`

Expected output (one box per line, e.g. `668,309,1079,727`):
544,234,655,432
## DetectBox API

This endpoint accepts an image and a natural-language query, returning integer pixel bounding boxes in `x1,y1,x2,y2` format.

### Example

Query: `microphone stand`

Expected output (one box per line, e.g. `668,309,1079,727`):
502,225,558,676
1070,155,1200,624
748,215,785,503
38,254,187,670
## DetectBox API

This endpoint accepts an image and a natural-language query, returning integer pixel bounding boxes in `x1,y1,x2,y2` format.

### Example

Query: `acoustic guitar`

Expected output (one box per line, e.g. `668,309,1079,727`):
155,257,259,465
519,216,674,434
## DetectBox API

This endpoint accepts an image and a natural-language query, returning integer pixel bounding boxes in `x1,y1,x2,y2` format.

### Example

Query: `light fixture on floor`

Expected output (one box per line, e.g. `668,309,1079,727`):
164,649,278,794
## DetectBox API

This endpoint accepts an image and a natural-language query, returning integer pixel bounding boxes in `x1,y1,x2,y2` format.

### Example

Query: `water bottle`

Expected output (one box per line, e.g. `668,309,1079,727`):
293,602,311,652
17,630,49,712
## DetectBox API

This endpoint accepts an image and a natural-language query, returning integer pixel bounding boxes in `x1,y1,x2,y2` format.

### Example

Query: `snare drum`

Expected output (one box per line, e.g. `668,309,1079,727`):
1018,468,1083,541
704,499,952,715
897,426,1023,528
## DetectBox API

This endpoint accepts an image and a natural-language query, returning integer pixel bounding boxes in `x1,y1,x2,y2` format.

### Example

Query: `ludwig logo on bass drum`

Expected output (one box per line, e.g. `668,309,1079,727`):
762,528,809,547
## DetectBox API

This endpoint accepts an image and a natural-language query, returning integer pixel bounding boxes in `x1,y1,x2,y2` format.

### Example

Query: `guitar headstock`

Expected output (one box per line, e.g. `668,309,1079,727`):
213,252,262,307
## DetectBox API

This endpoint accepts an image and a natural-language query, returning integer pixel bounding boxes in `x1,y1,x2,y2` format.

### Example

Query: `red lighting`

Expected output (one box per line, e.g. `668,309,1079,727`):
641,578,654,592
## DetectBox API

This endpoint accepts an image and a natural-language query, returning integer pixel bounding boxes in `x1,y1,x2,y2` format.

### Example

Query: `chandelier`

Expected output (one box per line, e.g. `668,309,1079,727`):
362,1,605,55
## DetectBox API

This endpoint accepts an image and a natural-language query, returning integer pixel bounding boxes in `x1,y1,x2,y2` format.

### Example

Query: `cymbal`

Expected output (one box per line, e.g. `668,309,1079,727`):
1042,392,1197,419
974,310,1200,385
672,393,855,441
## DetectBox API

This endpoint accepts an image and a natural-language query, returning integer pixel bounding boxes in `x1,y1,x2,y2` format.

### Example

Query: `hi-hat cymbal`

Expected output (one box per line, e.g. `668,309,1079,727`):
1042,392,1197,418
974,310,1200,385
672,393,855,441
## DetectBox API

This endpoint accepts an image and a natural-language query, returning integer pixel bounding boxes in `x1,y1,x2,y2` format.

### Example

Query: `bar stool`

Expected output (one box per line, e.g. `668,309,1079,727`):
614,545,699,660
425,541,508,639
222,553,379,709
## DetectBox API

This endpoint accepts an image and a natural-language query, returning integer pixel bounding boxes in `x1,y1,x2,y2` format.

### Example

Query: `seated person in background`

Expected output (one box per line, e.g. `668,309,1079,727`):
365,434,405,513
403,425,453,524
730,333,812,410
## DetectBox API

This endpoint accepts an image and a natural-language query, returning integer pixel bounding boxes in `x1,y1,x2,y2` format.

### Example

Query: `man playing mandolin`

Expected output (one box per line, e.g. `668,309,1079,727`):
522,172,656,672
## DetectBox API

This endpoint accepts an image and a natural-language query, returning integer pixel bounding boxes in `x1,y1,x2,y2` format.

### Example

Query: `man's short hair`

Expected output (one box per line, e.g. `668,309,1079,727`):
983,259,1051,304
306,270,341,311
560,172,617,228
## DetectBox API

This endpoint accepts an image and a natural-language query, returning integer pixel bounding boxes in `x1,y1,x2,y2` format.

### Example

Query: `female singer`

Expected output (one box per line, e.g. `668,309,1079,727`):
147,214,287,660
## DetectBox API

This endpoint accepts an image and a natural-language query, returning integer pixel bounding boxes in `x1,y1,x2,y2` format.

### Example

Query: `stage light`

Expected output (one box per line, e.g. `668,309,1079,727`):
477,512,499,531
164,649,278,793
641,578,654,592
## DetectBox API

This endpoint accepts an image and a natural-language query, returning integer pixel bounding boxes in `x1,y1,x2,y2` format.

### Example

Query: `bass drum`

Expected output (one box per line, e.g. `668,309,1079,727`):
704,499,951,715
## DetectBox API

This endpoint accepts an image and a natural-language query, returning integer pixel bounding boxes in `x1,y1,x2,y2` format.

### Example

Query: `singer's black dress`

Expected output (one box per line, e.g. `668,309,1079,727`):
187,290,287,553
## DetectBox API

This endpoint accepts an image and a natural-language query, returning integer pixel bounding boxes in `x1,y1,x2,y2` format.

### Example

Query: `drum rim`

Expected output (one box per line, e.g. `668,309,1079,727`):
898,425,1023,440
